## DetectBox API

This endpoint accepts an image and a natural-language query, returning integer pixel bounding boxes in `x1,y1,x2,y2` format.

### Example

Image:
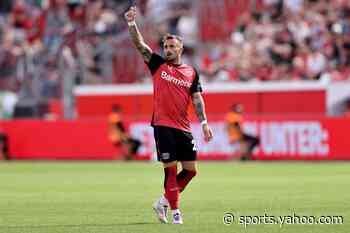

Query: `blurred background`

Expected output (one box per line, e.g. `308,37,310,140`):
0,0,349,161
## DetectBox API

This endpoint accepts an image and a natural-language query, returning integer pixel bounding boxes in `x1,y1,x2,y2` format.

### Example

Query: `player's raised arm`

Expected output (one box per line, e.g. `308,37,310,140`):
192,92,213,142
124,6,153,63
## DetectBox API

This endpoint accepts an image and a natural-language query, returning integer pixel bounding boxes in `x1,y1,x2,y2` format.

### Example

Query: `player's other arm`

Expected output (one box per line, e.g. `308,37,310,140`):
192,92,207,124
124,6,152,62
192,92,213,142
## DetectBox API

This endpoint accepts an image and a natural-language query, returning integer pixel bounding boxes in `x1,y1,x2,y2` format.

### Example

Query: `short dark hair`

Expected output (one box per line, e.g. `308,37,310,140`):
162,33,183,47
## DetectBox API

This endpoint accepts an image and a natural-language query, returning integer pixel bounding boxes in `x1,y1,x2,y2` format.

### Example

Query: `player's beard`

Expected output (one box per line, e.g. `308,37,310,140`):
165,52,177,63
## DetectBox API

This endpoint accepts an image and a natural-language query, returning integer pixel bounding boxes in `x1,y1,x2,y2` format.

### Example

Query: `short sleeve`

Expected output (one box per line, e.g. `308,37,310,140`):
190,69,202,94
146,53,165,75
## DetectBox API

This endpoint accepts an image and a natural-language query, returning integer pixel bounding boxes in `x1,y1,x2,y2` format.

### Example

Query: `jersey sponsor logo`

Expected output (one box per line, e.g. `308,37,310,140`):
161,71,191,88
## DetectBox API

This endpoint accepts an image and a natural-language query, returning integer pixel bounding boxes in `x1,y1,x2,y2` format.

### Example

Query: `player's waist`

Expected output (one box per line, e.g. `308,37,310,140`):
151,119,191,133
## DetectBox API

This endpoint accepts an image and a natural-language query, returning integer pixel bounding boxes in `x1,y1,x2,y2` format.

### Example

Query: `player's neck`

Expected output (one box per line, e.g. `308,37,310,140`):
167,57,182,66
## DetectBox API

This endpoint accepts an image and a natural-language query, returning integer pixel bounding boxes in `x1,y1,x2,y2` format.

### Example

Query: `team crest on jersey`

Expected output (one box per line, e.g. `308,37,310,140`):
181,69,194,77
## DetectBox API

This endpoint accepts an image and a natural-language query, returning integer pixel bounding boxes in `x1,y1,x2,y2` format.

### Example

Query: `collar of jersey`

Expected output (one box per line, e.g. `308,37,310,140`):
166,62,183,67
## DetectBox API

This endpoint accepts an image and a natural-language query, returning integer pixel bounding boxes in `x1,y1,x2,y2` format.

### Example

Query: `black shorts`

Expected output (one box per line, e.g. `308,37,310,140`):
153,126,197,163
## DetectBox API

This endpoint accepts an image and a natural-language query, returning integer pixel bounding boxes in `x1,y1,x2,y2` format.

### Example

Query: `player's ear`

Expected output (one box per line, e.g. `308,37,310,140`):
179,44,184,54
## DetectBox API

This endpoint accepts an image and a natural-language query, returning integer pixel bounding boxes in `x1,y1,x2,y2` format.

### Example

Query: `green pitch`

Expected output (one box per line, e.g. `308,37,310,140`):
0,161,348,233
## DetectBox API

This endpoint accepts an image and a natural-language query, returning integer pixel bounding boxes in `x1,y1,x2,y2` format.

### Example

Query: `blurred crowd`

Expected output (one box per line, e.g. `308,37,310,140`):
0,0,142,118
0,0,133,94
0,0,350,118
201,0,350,82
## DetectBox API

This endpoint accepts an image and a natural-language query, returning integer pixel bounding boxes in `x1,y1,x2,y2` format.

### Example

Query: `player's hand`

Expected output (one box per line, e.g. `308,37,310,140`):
125,6,137,23
202,123,213,142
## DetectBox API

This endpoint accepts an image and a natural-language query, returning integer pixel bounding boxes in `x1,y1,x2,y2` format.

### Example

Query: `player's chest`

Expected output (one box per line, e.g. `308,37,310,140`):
165,64,194,77
157,65,194,89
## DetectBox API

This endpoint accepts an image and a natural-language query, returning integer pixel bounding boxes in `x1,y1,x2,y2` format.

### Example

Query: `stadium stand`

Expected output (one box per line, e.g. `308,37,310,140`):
0,0,350,119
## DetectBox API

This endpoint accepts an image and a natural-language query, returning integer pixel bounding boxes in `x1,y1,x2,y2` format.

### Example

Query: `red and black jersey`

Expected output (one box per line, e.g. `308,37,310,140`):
146,53,202,132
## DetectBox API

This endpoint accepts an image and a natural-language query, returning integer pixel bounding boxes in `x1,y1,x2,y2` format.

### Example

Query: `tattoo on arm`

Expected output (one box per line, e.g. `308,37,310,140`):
192,93,207,123
128,24,152,62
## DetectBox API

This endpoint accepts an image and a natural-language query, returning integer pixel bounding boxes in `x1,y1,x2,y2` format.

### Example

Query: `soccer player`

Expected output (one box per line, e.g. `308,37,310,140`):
125,6,213,224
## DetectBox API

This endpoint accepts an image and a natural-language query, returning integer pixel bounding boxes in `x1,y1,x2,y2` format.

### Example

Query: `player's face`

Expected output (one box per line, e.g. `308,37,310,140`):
164,39,182,62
